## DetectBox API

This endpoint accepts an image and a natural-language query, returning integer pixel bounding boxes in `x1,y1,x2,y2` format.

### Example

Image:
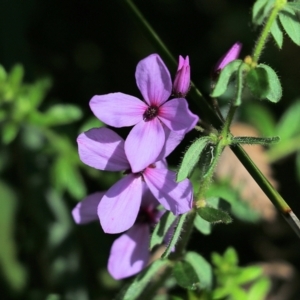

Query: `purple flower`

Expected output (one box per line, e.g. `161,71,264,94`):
77,127,193,234
173,55,191,97
89,54,198,172
72,188,167,280
215,42,242,72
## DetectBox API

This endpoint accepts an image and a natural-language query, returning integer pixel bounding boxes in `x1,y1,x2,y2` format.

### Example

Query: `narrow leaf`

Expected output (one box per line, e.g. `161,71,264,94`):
210,60,243,98
197,206,232,224
247,277,271,300
252,0,274,25
162,213,187,259
246,67,269,99
231,136,280,145
173,261,200,290
270,18,283,49
121,259,170,300
279,7,300,45
184,252,213,290
150,211,177,250
258,64,282,103
176,136,210,182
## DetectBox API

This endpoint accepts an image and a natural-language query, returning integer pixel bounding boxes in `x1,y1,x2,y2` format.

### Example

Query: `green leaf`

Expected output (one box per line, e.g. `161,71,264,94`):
210,60,243,98
27,78,52,109
0,64,7,81
287,2,300,11
270,17,283,48
8,64,24,91
40,104,83,126
240,103,276,136
121,259,170,300
173,261,200,290
150,211,177,250
258,64,282,103
176,137,210,182
231,136,280,146
184,252,213,290
206,183,261,222
247,277,271,300
279,7,300,45
197,206,232,224
223,247,238,266
246,67,269,99
276,100,300,140
2,122,19,144
162,213,188,259
0,180,27,291
252,0,274,25
194,214,211,235
236,266,262,284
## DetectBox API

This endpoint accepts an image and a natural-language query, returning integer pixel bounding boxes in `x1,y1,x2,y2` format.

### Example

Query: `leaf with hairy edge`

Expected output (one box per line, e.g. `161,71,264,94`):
197,207,232,224
162,213,188,259
258,64,282,103
173,261,200,290
279,7,300,46
184,252,213,290
271,18,283,49
210,60,243,98
231,136,280,146
120,259,170,300
176,136,210,182
246,67,269,99
150,211,177,250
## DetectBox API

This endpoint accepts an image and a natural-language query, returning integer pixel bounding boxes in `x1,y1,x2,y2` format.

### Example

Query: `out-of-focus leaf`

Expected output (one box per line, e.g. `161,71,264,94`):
271,18,283,48
279,7,300,46
34,104,83,127
246,277,271,300
22,125,45,150
276,100,300,140
7,64,24,92
173,261,200,290
27,78,52,109
194,214,211,235
211,60,243,98
79,117,105,133
150,211,177,250
0,65,7,81
236,266,262,284
2,122,19,144
223,247,238,266
0,180,27,291
258,64,282,103
52,156,86,200
240,103,276,136
184,251,213,290
176,137,210,182
287,2,300,11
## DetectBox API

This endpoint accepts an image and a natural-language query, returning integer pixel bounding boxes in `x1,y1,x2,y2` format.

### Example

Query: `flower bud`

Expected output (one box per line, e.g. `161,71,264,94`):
173,55,190,97
215,42,242,72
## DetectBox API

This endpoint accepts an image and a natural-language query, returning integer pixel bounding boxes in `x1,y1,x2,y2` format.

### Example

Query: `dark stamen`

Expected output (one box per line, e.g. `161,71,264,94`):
143,105,159,121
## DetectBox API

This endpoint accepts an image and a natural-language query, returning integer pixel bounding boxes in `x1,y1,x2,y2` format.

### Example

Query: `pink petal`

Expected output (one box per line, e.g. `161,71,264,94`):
159,98,199,134
143,167,193,215
215,42,242,71
156,126,184,160
98,174,143,233
90,93,146,127
125,118,165,173
135,54,172,106
72,192,104,224
108,224,150,280
77,128,130,171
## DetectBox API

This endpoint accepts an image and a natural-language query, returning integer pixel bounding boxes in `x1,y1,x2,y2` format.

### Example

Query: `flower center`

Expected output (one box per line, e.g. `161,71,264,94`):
136,206,157,225
143,105,159,121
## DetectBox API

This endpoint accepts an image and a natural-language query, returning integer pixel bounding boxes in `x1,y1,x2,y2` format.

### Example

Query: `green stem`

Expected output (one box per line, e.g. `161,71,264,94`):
124,0,300,236
252,0,286,63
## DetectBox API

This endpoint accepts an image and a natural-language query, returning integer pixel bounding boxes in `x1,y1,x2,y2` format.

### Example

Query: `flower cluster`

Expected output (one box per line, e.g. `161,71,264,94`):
72,53,198,279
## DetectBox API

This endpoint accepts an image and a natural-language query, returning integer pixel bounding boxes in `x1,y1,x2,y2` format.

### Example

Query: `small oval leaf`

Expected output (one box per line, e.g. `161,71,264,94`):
197,206,232,224
173,261,200,290
246,67,269,99
211,60,243,98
